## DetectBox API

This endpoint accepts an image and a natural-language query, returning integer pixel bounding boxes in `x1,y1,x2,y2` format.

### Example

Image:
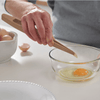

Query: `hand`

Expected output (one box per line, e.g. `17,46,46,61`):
21,6,54,46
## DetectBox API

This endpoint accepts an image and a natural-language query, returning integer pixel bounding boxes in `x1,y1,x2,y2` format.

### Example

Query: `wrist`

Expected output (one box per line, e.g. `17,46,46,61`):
21,4,39,16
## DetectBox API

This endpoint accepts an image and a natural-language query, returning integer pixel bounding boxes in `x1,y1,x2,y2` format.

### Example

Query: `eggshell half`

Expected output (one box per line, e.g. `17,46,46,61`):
19,43,30,52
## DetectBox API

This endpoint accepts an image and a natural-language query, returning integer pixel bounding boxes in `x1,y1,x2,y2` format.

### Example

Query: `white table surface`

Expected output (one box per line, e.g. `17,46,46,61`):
0,3,100,100
0,24,100,100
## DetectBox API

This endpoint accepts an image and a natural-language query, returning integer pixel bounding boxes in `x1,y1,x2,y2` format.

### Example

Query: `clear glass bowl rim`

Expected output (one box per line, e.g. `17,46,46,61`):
49,45,100,64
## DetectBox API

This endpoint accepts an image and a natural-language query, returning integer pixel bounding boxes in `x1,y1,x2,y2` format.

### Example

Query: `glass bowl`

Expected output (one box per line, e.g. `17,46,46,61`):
49,45,100,82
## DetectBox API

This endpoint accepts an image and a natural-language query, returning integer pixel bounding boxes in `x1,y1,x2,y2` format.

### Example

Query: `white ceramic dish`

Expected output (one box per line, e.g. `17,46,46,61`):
0,80,56,100
0,31,17,63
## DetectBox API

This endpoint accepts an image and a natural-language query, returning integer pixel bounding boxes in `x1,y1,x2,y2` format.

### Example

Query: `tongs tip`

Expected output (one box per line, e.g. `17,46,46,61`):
74,53,78,58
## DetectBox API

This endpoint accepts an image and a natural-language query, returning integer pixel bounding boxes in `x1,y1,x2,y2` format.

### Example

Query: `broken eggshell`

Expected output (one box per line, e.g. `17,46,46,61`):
2,35,13,41
0,28,9,37
19,43,30,52
0,28,13,41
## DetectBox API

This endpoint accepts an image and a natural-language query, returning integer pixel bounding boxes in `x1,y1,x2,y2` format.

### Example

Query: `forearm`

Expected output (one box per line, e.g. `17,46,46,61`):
5,0,38,19
5,0,54,46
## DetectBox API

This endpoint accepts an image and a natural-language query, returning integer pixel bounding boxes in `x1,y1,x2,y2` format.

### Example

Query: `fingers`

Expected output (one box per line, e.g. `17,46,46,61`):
26,14,42,44
21,14,42,44
21,16,33,40
42,12,54,46
21,8,54,46
33,15,47,45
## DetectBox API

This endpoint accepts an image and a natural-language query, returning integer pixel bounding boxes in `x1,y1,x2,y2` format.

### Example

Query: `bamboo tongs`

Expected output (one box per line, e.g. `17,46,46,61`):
1,14,77,57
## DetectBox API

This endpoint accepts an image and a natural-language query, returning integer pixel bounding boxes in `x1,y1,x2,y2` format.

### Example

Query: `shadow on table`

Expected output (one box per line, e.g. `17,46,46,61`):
20,51,33,57
9,58,21,66
0,58,20,67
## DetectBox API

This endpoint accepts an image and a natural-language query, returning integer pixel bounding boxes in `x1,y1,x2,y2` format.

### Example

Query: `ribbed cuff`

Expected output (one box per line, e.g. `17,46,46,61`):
4,0,9,13
27,0,36,4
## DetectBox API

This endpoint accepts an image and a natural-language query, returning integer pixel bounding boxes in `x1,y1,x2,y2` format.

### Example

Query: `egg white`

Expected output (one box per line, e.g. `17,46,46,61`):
58,67,93,81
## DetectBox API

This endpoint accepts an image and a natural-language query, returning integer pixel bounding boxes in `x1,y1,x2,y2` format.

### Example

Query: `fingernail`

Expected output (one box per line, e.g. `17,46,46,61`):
43,41,47,45
48,42,53,47
46,38,49,43
38,41,42,44
49,43,52,47
41,38,46,45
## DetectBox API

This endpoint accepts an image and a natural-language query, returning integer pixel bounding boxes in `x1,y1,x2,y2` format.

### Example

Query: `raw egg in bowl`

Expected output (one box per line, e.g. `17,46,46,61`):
49,45,100,82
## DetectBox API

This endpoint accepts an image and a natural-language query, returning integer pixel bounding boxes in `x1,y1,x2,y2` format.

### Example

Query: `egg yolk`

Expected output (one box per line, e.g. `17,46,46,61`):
73,68,88,76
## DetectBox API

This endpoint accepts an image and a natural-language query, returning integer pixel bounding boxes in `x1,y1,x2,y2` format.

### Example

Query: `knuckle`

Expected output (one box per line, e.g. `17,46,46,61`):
28,13,31,17
42,11,49,17
33,11,40,16
26,13,31,19
21,15,26,21
38,26,43,31
29,28,34,34
45,27,51,33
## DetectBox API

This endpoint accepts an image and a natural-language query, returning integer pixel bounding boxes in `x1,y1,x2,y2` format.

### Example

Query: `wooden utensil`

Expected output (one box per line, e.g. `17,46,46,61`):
1,13,77,57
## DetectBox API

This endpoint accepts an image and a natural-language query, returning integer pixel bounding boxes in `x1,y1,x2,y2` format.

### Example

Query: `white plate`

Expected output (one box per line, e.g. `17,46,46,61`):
0,80,56,100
